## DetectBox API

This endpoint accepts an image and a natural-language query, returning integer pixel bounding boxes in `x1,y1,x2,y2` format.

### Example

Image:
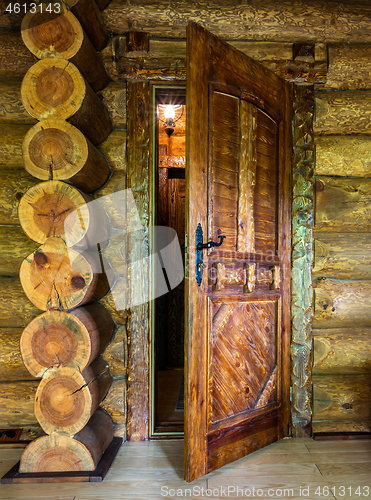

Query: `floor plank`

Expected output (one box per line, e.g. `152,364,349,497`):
0,438,369,499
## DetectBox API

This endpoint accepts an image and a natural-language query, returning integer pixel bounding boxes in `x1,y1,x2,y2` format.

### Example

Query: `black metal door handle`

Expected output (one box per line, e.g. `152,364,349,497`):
196,235,226,250
195,223,225,286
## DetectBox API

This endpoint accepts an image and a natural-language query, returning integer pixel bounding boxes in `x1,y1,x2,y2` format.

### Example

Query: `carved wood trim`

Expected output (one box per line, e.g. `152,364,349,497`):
244,263,256,293
291,84,314,437
126,81,150,441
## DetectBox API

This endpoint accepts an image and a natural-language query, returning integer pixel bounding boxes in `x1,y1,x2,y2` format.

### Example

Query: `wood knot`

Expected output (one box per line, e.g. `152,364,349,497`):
70,276,86,290
342,403,353,409
34,251,48,267
315,179,324,192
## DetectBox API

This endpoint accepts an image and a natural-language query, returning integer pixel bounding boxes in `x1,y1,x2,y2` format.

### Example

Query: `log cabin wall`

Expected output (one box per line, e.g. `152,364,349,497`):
1,0,371,444
312,45,371,434
0,4,128,442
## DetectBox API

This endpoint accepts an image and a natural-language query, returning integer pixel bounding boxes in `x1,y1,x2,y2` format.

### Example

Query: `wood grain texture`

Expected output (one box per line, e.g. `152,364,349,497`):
102,0,371,43
313,328,371,374
314,278,371,329
315,177,371,232
101,325,128,377
186,22,292,481
100,378,127,425
20,304,115,377
18,180,97,245
315,135,371,177
67,0,109,51
0,226,38,277
35,356,112,436
313,374,371,433
96,132,127,172
21,59,112,145
313,232,371,279
0,77,36,124
21,4,108,92
326,44,371,90
97,82,127,130
314,90,371,135
126,81,150,441
0,27,37,77
19,407,113,473
0,380,39,428
0,328,36,381
210,301,277,423
20,237,110,311
237,101,256,253
291,85,314,438
0,122,31,169
22,120,110,192
0,277,41,327
0,169,38,225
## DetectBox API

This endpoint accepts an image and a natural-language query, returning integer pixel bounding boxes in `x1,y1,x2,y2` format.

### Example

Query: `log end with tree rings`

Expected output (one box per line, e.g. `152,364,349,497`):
19,408,114,472
34,356,112,436
21,59,86,121
18,180,91,245
20,304,115,378
22,120,110,193
20,237,111,311
21,3,83,60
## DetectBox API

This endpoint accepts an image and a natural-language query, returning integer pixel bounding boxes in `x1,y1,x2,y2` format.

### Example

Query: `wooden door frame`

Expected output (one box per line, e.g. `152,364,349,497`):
126,79,315,441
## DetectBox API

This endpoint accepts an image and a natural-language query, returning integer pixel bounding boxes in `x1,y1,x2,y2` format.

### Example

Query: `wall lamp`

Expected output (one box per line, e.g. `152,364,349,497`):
158,104,184,138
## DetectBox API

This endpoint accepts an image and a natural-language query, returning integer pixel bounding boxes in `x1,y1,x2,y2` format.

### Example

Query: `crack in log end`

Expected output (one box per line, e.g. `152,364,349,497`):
69,366,109,396
70,275,86,290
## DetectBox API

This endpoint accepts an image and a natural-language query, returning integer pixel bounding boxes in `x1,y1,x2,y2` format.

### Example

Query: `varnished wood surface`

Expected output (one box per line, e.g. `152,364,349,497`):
314,90,371,135
0,122,31,168
313,328,371,374
185,22,292,481
0,27,37,77
102,0,371,43
314,278,371,329
0,77,36,125
326,44,371,90
313,374,371,433
0,226,38,277
315,135,371,177
21,4,108,92
0,277,41,328
0,438,370,496
313,232,371,279
315,177,371,232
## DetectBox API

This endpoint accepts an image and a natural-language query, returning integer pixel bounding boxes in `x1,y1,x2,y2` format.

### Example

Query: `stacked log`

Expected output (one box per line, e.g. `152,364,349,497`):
313,88,371,433
14,1,121,473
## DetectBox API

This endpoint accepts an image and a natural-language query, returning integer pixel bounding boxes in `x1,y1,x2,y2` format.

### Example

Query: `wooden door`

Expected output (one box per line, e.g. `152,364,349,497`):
185,22,292,482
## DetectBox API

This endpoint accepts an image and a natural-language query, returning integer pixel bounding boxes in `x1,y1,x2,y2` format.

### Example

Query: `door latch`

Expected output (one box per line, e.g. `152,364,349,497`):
195,223,225,286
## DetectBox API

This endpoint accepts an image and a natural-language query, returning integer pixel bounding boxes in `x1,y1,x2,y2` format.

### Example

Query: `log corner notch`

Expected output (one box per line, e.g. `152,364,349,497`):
21,1,109,92
20,407,114,472
21,58,112,145
22,120,110,192
63,0,110,52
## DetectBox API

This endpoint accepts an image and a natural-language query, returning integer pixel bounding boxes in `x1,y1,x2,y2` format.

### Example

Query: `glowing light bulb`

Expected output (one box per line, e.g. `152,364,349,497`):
164,105,175,120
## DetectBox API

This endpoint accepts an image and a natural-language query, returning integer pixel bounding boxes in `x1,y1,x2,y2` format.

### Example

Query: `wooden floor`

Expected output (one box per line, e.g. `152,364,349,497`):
0,438,370,499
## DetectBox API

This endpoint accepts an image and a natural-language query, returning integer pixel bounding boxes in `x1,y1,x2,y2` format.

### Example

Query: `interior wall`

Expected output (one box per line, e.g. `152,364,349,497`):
2,3,371,442
312,86,371,433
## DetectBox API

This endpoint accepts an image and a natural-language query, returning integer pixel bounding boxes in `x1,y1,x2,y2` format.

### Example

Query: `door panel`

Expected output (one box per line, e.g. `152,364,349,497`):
185,22,292,481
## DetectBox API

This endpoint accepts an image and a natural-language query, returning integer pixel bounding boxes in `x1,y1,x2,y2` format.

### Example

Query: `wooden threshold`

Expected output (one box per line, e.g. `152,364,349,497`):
313,432,371,441
1,436,123,484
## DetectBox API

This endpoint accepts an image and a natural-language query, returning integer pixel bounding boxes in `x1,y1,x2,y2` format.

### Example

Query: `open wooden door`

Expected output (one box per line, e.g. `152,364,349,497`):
185,22,292,482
